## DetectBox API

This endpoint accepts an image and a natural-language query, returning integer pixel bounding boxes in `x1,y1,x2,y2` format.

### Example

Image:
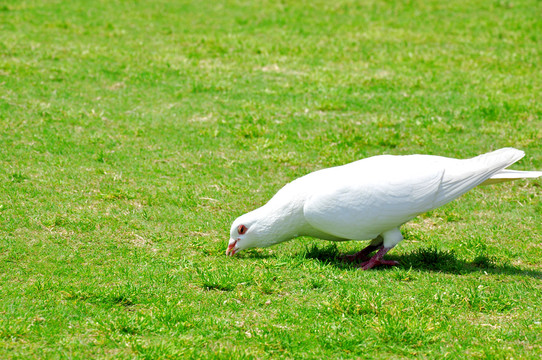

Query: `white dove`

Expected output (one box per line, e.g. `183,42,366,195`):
226,148,541,270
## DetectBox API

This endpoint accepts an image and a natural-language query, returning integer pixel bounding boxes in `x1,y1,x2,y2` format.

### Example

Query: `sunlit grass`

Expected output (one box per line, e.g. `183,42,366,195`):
1,0,541,358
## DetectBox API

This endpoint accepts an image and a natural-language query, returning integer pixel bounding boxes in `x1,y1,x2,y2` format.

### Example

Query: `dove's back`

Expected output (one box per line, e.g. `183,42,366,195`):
300,148,534,240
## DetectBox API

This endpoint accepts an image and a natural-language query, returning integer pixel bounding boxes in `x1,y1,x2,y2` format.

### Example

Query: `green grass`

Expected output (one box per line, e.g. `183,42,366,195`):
1,0,541,358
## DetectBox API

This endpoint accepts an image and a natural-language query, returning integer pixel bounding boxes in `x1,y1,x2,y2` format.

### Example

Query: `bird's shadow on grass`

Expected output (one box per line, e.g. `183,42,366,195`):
297,243,542,279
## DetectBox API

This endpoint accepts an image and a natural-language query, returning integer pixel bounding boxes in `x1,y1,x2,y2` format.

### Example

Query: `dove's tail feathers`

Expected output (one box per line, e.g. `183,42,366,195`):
472,148,541,185
470,147,525,170
481,170,542,185
432,148,534,209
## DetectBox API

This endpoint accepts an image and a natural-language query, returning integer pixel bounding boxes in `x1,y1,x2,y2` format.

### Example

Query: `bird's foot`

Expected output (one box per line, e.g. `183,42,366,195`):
358,246,399,270
359,259,399,270
340,244,380,263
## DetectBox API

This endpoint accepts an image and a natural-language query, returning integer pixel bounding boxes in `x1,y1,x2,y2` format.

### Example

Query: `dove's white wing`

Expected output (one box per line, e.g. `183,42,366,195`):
302,156,445,240
302,149,525,240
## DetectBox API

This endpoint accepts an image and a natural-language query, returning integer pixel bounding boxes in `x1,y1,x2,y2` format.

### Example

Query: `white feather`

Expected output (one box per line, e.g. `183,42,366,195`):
228,148,541,254
302,148,527,241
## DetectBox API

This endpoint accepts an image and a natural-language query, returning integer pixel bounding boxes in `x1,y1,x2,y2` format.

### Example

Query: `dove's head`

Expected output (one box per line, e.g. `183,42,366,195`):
226,215,260,256
226,208,284,256
227,201,302,256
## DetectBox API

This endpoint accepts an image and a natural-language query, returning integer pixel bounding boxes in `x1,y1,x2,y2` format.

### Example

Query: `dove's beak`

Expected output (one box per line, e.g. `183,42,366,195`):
226,239,238,256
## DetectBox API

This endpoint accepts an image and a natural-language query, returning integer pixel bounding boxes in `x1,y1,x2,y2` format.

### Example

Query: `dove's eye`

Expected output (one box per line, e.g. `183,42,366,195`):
238,225,247,235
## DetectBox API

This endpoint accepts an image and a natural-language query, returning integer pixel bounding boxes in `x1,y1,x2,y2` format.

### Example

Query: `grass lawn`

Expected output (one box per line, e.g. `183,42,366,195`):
1,0,541,358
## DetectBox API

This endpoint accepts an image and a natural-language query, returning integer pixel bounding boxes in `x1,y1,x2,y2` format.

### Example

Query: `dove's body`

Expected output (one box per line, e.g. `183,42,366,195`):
228,148,541,269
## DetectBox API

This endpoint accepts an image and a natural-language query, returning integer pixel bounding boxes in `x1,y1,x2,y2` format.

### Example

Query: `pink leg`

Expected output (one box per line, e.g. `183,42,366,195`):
359,246,399,270
341,243,380,263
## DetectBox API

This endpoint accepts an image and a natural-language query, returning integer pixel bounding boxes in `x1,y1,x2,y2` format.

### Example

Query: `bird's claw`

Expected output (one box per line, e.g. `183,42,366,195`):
359,259,399,270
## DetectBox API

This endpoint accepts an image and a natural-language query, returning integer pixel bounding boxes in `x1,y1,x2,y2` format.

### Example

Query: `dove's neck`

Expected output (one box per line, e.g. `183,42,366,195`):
251,195,309,247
